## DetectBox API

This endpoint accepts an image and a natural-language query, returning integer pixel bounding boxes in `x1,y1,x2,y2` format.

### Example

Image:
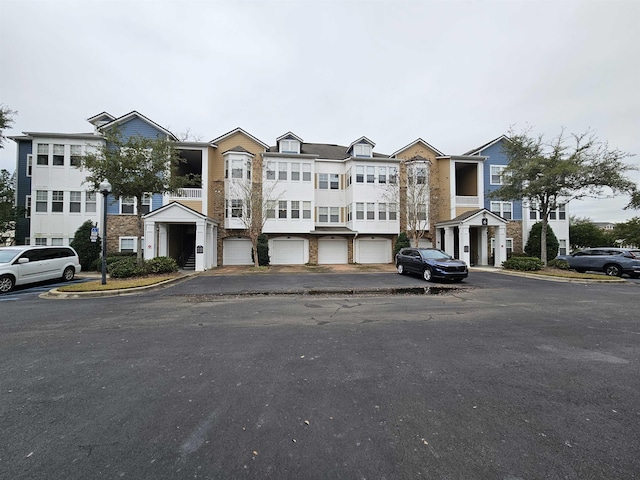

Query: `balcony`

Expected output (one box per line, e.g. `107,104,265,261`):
455,195,480,207
170,188,202,200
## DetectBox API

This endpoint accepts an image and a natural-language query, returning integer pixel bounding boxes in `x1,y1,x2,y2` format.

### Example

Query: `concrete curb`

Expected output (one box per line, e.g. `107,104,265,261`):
40,275,191,299
483,268,627,283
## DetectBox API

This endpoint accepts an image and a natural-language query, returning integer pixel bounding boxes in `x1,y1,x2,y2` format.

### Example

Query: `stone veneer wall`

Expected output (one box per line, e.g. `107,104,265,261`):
308,236,318,264
507,221,524,254
105,215,139,254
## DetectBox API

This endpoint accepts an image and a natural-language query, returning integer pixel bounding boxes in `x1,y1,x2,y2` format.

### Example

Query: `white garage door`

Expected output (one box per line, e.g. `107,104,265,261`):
271,238,305,265
318,238,348,264
418,238,433,248
357,238,392,264
223,237,253,265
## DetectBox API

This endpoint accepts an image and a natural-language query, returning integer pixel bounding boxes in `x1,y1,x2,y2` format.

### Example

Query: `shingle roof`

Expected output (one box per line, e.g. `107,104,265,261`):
267,142,390,160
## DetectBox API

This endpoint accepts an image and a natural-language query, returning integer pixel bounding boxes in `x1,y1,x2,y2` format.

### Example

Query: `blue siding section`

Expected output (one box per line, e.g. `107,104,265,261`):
117,117,167,141
151,193,163,211
107,196,120,214
480,139,522,221
15,140,33,243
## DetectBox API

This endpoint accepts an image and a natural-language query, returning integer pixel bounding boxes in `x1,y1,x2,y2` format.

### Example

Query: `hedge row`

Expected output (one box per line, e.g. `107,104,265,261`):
92,255,179,278
502,256,544,271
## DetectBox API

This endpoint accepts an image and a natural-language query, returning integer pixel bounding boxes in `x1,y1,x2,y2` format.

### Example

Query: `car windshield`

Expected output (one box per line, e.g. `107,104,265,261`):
628,250,640,258
0,249,21,263
420,249,451,260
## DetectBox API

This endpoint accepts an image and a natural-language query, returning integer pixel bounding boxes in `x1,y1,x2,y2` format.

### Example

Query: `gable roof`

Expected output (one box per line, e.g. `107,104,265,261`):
87,112,116,126
276,131,303,143
347,136,376,150
143,201,217,223
222,145,255,156
390,138,444,158
210,127,269,149
464,135,509,156
435,208,508,227
99,111,178,140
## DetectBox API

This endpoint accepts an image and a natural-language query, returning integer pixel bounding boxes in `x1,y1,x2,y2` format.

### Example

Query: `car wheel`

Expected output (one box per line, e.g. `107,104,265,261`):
604,264,622,277
0,275,15,293
397,264,405,275
422,267,433,282
62,267,75,282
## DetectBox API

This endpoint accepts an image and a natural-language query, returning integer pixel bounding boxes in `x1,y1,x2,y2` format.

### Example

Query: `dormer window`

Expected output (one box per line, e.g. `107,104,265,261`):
279,139,300,154
353,143,372,158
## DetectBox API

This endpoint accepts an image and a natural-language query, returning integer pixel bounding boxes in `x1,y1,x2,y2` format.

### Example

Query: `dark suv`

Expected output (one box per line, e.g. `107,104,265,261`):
395,248,468,282
556,247,640,278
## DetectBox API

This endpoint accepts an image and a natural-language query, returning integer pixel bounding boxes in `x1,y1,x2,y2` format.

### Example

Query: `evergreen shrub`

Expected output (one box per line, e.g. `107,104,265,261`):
502,256,544,271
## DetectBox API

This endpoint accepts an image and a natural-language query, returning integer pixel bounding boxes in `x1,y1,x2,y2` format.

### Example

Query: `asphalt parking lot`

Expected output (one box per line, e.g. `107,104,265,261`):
1,271,639,479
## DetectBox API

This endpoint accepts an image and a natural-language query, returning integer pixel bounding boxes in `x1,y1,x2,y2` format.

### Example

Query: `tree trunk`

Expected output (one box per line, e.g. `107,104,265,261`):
541,216,548,267
251,233,259,268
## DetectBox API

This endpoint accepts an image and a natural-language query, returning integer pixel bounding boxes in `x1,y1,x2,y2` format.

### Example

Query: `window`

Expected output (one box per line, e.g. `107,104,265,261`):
389,167,398,184
367,202,375,220
302,164,311,182
491,238,513,257
356,166,364,183
70,145,82,167
266,162,276,180
26,154,33,176
70,191,81,213
356,203,364,220
291,163,300,181
389,203,397,221
52,238,64,246
121,197,134,214
246,160,251,180
278,200,287,219
378,167,387,184
278,163,288,181
35,238,47,246
418,204,427,221
85,192,96,213
225,159,229,178
37,144,49,165
303,201,311,219
367,166,375,183
559,239,567,256
347,204,352,221
53,144,65,166
379,203,386,220
231,159,243,179
490,201,512,220
490,165,506,185
318,173,328,189
291,201,300,219
280,139,298,153
559,204,566,220
36,190,48,212
549,209,556,220
410,166,427,185
346,168,352,187
354,144,371,157
231,199,243,218
266,201,276,219
25,196,31,217
330,207,339,223
52,191,64,212
330,173,339,190
120,237,136,252
318,206,328,223
141,195,151,215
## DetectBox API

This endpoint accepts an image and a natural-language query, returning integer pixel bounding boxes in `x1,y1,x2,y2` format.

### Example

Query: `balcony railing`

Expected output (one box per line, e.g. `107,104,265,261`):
170,188,202,199
455,195,479,206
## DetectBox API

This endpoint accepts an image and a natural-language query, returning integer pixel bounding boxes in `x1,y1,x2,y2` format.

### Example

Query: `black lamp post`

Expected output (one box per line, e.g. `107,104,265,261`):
99,179,112,285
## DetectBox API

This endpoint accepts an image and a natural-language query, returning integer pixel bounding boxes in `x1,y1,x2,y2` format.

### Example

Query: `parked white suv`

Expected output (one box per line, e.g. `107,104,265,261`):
0,246,82,293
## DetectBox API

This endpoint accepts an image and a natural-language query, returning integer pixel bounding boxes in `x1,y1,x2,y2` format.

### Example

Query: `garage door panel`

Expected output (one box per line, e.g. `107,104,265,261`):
357,238,391,264
318,238,348,264
223,238,253,265
271,239,305,265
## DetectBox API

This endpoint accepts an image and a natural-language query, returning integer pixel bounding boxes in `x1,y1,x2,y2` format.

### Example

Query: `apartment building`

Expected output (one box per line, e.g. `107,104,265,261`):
11,111,569,270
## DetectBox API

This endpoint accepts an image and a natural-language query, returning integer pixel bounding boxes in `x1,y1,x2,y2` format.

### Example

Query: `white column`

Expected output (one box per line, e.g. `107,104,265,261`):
444,227,455,256
144,220,156,260
158,224,168,257
195,220,206,272
494,225,507,266
459,225,471,265
479,227,489,265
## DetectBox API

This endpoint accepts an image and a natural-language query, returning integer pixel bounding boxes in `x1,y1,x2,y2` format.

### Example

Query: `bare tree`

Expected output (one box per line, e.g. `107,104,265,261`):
226,160,283,267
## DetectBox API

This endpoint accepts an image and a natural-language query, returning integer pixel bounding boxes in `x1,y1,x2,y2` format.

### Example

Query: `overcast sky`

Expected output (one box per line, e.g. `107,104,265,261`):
1,0,639,222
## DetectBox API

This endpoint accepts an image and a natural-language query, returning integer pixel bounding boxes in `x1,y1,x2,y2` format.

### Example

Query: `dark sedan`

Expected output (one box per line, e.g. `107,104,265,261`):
395,247,468,282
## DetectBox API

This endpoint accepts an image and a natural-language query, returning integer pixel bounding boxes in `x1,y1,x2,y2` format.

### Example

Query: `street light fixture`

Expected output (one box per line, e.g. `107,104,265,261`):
99,179,112,285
